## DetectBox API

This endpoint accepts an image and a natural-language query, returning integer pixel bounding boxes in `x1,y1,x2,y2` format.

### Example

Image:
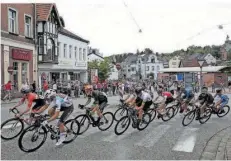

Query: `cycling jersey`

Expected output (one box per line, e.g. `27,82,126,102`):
162,92,173,98
49,94,72,111
198,93,214,105
21,93,38,108
182,88,194,99
138,91,152,103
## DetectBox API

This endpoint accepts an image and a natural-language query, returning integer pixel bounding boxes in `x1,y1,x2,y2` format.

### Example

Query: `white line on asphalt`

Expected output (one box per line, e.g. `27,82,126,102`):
78,126,100,138
172,127,198,152
135,125,171,148
103,127,136,143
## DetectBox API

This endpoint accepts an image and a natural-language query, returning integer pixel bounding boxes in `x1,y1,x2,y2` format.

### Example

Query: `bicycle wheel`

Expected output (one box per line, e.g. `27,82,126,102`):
217,105,230,117
114,116,131,135
18,125,47,152
199,108,212,124
162,107,175,122
137,113,151,131
74,114,90,135
182,110,196,126
98,112,114,131
147,108,156,122
173,105,179,116
114,107,128,121
63,119,80,144
1,118,24,140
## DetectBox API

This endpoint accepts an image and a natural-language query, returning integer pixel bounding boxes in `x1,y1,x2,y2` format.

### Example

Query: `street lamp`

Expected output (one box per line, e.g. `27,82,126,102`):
198,58,205,92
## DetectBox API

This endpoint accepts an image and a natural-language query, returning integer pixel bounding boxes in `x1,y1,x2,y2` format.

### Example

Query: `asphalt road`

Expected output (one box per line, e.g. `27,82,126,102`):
1,94,231,160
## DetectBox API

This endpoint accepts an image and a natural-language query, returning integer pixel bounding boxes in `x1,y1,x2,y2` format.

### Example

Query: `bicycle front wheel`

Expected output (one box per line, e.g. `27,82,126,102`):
147,108,156,122
1,118,24,140
114,107,128,121
199,108,212,124
75,114,90,135
182,110,196,126
18,125,47,153
114,116,130,135
137,113,151,131
162,107,175,122
63,119,80,144
98,112,114,131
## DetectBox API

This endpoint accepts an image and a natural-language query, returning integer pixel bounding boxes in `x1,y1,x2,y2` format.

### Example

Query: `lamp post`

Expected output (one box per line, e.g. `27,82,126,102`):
198,58,205,92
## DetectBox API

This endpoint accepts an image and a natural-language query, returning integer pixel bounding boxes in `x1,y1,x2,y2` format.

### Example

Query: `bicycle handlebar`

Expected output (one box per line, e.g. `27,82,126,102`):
9,108,19,114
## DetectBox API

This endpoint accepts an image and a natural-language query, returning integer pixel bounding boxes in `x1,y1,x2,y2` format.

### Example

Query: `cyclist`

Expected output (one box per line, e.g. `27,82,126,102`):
195,86,214,120
180,87,194,113
34,89,74,146
134,87,153,125
79,85,108,125
153,88,174,118
11,86,47,117
2,80,12,101
213,88,229,113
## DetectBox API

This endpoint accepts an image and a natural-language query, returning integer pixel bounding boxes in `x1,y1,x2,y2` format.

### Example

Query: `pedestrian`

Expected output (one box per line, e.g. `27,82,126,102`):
32,81,36,93
228,81,231,92
212,82,215,93
3,81,12,101
53,81,57,92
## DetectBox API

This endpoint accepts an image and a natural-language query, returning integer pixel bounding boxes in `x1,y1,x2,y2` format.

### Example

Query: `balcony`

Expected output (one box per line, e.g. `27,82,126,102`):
38,54,58,64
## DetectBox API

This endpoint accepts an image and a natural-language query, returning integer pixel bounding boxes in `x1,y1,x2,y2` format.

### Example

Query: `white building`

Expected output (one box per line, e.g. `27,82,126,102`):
108,65,119,80
88,48,104,62
203,53,216,65
57,28,89,82
169,56,182,68
124,54,164,80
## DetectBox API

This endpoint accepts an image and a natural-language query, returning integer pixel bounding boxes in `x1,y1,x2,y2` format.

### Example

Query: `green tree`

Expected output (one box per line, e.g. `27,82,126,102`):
88,58,112,82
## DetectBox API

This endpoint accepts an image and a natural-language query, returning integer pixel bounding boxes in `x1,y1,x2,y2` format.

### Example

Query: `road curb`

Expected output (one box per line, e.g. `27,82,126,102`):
200,125,231,160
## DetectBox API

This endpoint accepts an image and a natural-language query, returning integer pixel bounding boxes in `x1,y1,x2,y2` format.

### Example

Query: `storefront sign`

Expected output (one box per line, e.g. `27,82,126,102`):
59,60,71,65
75,62,86,67
12,48,32,61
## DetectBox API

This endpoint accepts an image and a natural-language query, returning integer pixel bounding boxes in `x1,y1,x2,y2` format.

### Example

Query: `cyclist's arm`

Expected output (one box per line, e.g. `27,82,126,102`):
19,99,33,116
12,98,26,109
84,97,92,107
47,101,60,123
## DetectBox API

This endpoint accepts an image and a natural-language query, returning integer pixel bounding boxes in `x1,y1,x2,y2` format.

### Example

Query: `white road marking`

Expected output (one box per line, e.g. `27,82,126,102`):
172,127,198,152
135,125,171,148
103,127,136,143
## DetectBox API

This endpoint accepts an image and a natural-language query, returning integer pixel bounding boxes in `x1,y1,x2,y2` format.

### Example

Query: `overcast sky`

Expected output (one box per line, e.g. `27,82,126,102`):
6,0,231,56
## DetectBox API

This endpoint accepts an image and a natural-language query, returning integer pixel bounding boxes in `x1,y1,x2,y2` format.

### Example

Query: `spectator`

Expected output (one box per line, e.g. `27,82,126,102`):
229,81,231,92
212,82,215,93
43,81,49,93
3,81,12,101
32,81,36,93
53,81,57,92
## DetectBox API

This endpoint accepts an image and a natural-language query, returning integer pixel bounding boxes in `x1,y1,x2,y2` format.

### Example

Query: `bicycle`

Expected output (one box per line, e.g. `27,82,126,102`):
182,103,212,126
18,114,80,152
171,98,194,117
1,108,38,140
114,107,151,135
75,104,114,135
210,103,230,117
113,100,129,121
147,103,175,122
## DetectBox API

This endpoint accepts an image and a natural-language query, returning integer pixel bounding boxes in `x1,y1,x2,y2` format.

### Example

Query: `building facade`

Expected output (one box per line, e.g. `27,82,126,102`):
88,48,104,62
108,65,119,80
169,56,181,68
1,4,37,90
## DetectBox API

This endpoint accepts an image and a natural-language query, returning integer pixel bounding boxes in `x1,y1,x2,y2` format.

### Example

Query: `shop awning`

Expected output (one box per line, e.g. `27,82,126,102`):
159,66,227,73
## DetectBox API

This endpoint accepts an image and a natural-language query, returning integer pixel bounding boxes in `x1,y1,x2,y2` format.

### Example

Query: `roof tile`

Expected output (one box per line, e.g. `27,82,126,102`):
36,3,53,21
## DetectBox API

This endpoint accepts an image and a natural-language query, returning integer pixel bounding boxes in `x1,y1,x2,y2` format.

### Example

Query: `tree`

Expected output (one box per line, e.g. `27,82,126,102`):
88,58,112,82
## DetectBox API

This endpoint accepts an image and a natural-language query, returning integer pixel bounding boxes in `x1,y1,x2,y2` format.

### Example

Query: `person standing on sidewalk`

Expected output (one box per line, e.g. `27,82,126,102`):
228,81,231,92
212,82,215,93
32,81,36,93
2,81,12,101
53,81,57,92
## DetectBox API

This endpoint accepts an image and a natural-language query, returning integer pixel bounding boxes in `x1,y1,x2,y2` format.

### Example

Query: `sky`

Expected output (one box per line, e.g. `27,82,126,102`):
4,0,231,56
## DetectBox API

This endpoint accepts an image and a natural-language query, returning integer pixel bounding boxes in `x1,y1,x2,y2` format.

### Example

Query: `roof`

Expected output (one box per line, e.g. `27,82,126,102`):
36,3,62,26
159,66,227,73
59,28,89,43
88,52,104,59
125,55,137,64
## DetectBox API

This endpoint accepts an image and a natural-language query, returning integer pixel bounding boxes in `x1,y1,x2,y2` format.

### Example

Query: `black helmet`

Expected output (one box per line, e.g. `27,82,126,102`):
216,88,222,93
135,87,143,95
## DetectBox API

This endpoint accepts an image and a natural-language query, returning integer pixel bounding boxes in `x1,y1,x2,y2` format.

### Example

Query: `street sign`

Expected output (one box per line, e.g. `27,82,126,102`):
7,66,13,75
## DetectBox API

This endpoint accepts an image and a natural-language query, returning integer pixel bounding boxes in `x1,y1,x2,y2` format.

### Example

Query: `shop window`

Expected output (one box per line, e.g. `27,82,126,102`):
21,63,28,83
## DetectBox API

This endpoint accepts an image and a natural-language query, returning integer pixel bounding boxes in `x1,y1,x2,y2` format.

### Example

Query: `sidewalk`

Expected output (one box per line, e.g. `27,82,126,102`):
200,126,231,160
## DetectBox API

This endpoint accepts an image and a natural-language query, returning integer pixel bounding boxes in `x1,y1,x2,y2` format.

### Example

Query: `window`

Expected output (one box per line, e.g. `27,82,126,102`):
157,66,160,71
79,48,82,61
13,62,18,90
21,63,28,83
152,66,155,71
132,67,135,72
64,44,67,58
75,47,77,59
25,15,31,37
8,8,17,33
151,58,155,63
13,62,18,70
47,38,55,60
146,66,149,71
69,45,72,58
57,42,60,56
83,49,86,61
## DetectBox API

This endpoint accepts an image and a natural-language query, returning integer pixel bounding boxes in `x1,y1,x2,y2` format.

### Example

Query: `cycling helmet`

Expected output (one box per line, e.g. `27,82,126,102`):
20,86,30,94
44,89,56,99
216,88,222,93
201,86,208,94
135,87,143,95
85,85,93,91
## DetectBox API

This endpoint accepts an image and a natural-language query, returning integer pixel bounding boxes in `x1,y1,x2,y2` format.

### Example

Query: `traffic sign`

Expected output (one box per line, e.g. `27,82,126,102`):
7,66,13,75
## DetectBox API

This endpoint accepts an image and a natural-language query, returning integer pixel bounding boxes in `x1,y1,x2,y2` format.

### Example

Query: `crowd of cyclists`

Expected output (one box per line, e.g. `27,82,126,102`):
1,79,230,152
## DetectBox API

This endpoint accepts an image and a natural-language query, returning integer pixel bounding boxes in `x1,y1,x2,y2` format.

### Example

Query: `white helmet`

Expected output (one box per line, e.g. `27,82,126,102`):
44,89,56,99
